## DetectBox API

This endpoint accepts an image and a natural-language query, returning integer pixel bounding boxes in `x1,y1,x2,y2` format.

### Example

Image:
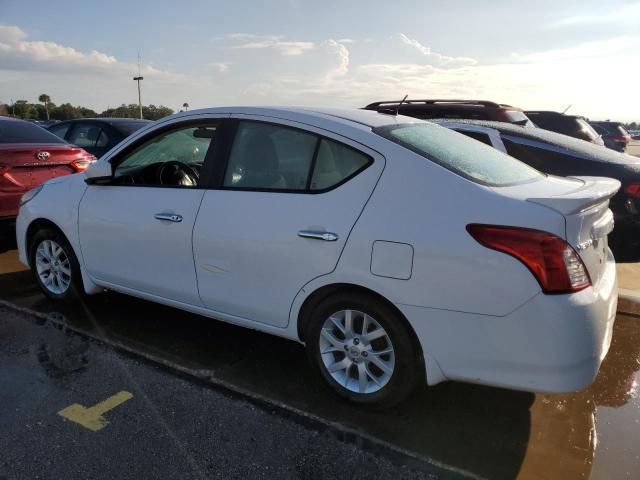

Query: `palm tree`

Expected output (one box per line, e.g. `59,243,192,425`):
182,102,189,111
38,94,51,120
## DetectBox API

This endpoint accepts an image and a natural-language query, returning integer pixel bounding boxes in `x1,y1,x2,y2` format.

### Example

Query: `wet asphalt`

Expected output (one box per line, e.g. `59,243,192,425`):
0,308,441,480
1,230,640,479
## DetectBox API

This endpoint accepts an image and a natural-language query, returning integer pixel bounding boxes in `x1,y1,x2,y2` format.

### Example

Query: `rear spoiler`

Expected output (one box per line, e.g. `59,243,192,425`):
527,176,620,215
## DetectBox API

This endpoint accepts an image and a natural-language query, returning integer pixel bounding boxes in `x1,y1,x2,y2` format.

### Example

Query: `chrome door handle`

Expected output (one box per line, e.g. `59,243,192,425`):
298,230,338,242
154,213,183,223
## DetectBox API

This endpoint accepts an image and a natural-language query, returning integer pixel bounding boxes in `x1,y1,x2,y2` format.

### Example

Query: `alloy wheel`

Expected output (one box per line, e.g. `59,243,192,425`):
318,309,395,394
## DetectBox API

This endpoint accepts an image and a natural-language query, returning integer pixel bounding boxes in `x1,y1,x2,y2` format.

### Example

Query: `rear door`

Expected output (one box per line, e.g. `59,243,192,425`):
193,117,384,328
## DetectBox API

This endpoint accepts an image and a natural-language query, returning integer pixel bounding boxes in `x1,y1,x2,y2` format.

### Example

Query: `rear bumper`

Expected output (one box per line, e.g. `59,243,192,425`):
0,190,22,219
398,250,617,392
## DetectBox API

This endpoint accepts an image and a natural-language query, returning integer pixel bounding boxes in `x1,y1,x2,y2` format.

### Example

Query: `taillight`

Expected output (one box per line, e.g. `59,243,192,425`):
70,156,96,172
611,135,630,142
467,224,591,294
625,184,640,198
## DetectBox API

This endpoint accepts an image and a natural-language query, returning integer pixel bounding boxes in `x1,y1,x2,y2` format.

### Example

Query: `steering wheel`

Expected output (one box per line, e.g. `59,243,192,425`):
156,161,199,186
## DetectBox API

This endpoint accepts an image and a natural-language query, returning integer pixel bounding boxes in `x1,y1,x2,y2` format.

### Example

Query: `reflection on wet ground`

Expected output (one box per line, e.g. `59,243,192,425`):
1,267,639,479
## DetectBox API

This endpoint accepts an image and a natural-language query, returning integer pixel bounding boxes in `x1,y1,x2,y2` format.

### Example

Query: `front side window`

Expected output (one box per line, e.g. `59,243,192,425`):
375,123,541,186
114,123,216,187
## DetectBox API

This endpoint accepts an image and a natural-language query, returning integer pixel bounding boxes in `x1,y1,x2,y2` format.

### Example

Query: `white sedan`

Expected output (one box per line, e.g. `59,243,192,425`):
16,107,619,406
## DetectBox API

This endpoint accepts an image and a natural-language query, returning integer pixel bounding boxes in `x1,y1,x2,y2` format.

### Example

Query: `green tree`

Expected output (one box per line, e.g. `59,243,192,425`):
12,100,38,119
38,94,51,120
0,103,8,117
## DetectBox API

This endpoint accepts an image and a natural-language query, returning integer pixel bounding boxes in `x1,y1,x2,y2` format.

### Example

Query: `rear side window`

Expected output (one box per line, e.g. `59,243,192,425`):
224,122,317,190
502,137,597,177
310,139,370,191
68,124,102,147
374,123,541,186
0,120,66,144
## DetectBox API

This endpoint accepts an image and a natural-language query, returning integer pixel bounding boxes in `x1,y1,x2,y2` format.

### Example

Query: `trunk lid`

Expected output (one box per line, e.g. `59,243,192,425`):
493,175,620,285
0,143,90,190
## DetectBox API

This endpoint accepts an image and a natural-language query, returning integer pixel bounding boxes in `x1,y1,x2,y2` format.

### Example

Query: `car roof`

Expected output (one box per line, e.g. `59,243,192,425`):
55,118,152,125
433,119,640,164
167,106,425,130
524,111,586,121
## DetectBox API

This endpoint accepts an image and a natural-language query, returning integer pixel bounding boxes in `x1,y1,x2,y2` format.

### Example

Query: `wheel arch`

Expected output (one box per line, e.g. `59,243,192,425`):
295,282,426,378
24,217,101,295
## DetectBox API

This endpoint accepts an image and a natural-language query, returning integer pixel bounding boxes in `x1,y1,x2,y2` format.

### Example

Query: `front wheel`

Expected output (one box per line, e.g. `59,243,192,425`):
305,292,422,407
29,229,82,301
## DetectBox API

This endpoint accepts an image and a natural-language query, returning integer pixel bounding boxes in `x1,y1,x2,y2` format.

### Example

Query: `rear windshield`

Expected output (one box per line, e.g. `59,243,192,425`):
576,119,600,141
0,120,66,144
113,121,151,136
374,123,542,186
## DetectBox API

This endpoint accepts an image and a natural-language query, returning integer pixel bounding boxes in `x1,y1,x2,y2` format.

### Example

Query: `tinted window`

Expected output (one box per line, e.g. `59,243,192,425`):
48,123,71,139
114,124,216,187
114,121,150,136
96,130,110,147
0,120,66,144
224,122,317,191
504,111,531,125
68,124,102,147
502,137,598,176
310,139,370,191
457,130,493,146
374,123,541,186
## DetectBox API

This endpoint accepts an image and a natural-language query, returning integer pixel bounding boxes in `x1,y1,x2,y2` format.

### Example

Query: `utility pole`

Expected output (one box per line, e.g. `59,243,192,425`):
133,53,144,119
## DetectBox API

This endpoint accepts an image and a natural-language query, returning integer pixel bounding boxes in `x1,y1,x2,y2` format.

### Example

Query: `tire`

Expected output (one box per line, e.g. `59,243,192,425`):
29,228,83,301
305,291,422,407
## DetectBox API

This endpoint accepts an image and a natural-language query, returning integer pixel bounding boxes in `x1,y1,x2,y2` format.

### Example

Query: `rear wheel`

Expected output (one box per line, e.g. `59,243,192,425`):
305,292,422,407
29,229,82,301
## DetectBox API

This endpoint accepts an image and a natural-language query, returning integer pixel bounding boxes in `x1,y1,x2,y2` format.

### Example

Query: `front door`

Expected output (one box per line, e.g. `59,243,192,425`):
79,120,220,305
193,118,384,327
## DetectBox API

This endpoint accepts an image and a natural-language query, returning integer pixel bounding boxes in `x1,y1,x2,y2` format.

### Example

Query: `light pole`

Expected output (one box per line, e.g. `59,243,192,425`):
133,76,144,119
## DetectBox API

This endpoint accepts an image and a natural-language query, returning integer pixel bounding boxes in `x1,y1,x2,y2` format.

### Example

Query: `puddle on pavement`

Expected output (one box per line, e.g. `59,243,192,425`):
1,264,640,479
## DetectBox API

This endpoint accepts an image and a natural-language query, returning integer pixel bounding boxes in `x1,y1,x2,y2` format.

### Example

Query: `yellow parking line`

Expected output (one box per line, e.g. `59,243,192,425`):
58,391,133,432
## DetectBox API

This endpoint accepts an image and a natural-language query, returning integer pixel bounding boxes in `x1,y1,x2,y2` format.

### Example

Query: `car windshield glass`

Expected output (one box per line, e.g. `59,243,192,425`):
577,119,600,140
0,120,67,144
504,111,532,125
374,123,542,186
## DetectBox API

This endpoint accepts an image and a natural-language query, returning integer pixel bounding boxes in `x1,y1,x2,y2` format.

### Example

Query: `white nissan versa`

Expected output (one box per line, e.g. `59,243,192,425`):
16,107,620,406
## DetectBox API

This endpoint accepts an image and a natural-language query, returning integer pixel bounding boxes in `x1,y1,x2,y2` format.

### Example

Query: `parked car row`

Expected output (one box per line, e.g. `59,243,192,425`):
365,99,633,152
15,106,620,406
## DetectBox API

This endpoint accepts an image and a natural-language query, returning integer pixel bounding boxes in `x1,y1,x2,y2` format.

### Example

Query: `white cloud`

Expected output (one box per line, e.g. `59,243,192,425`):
210,62,230,73
548,2,640,27
225,33,314,56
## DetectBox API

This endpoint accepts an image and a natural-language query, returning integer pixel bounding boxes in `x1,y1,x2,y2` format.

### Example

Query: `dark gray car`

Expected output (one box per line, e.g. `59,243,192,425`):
48,118,152,158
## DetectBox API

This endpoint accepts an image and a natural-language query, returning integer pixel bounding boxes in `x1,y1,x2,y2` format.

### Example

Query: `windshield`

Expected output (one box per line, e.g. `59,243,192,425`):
374,123,542,186
577,119,601,141
505,110,533,126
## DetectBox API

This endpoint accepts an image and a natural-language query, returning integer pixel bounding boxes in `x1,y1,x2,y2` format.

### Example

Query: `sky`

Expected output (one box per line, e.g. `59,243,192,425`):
0,0,639,121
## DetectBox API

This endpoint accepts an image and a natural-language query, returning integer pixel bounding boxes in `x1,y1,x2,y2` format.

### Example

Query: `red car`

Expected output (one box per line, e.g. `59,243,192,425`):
1,117,96,224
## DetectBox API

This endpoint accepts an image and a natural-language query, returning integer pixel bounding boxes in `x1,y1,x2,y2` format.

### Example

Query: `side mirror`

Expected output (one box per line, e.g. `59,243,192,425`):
84,161,113,184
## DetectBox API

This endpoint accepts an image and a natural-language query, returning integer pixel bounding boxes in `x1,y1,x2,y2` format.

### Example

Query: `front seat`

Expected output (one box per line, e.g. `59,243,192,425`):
236,132,286,189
